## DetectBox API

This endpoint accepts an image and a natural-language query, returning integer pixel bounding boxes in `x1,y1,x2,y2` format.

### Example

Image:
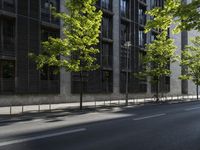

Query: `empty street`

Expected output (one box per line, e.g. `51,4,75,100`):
0,101,200,150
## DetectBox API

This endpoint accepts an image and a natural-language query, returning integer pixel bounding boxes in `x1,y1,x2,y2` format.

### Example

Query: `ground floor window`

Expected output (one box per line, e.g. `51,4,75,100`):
0,60,15,93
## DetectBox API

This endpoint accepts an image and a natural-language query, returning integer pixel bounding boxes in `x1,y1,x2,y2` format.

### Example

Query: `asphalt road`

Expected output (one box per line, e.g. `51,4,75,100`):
0,101,200,150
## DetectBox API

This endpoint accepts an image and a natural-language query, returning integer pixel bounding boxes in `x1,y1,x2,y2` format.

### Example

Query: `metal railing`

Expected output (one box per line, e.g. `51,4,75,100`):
0,94,199,115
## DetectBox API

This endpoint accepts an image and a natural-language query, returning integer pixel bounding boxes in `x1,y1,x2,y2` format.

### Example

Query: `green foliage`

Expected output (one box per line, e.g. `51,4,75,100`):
143,0,200,83
180,36,200,86
145,0,180,34
138,32,177,84
145,0,200,34
139,0,179,84
31,0,102,73
175,0,200,32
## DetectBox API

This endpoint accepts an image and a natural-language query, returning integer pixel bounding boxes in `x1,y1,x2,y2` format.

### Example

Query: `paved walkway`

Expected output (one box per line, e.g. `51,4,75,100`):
0,95,197,116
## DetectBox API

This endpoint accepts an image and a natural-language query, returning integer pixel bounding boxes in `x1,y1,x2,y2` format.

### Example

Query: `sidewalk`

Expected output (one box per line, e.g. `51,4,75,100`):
0,95,197,116
0,97,198,126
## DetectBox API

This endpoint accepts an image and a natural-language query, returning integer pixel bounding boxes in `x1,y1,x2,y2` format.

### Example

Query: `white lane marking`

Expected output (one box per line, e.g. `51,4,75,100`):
133,113,166,121
0,128,86,147
185,106,200,111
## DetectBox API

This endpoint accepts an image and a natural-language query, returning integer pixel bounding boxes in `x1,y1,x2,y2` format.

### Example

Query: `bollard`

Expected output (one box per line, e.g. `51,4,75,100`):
10,106,12,115
49,104,51,112
38,104,40,112
22,105,24,114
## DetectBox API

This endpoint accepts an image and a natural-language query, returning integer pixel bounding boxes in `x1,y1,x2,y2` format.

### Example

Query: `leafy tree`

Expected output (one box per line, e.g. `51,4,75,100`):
30,0,102,110
137,0,178,101
145,0,200,34
145,0,180,34
144,0,200,97
138,32,177,101
180,36,200,100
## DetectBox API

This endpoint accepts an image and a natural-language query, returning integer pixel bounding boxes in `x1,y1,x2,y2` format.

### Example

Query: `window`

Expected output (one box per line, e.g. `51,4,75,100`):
0,60,15,93
151,0,163,8
140,0,146,3
139,6,146,25
139,52,145,72
41,28,59,41
102,43,112,68
120,47,131,70
3,0,15,12
102,71,112,92
120,0,129,18
41,0,59,24
138,29,146,47
3,19,15,55
102,17,112,39
150,32,157,42
40,65,58,80
101,0,112,10
41,0,58,10
40,28,60,80
121,23,129,44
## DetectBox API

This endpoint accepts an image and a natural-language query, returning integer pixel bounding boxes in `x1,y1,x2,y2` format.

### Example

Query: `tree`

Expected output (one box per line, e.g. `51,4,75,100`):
137,0,178,101
144,0,200,100
180,36,200,100
138,32,177,101
30,0,102,110
145,0,200,34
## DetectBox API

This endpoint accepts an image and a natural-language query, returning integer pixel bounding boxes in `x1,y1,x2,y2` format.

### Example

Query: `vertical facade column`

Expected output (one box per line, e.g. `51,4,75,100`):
170,25,182,95
181,31,188,94
146,0,151,95
60,0,71,99
181,0,188,94
112,0,120,95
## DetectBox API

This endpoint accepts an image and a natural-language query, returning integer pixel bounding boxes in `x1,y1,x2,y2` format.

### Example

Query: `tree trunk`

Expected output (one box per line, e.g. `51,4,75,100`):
156,79,159,102
197,84,199,100
80,71,83,110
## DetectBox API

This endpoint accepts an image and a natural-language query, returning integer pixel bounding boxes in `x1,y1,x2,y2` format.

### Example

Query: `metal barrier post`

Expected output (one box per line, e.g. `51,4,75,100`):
22,105,24,114
10,106,12,115
38,104,40,112
49,104,51,112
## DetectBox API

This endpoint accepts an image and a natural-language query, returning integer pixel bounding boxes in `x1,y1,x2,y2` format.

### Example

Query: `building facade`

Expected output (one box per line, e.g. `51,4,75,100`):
0,0,196,106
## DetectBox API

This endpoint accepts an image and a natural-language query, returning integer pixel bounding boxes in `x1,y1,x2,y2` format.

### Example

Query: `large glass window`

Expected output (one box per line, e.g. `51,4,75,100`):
150,0,163,8
102,42,112,68
121,23,129,44
120,47,131,70
40,28,60,80
3,19,15,55
41,0,60,24
0,60,15,93
102,16,112,39
140,0,146,3
41,0,58,11
138,29,146,47
120,0,129,18
139,5,146,25
3,0,15,12
139,51,145,72
41,28,59,41
40,65,58,80
102,70,112,92
101,0,112,10
150,32,157,42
